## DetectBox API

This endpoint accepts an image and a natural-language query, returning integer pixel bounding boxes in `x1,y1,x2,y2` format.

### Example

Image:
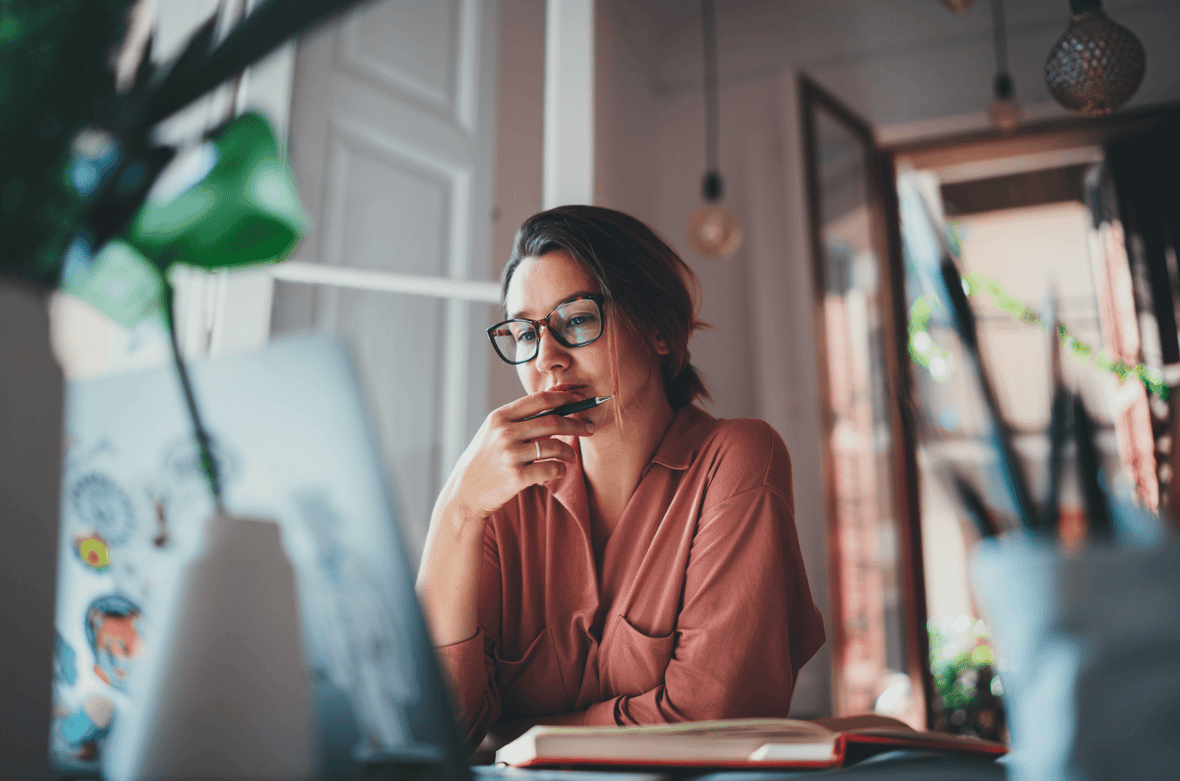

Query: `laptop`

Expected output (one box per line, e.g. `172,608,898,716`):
51,334,469,781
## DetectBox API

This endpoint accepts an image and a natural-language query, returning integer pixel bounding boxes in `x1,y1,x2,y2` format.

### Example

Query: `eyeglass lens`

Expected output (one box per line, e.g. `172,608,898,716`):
490,298,602,364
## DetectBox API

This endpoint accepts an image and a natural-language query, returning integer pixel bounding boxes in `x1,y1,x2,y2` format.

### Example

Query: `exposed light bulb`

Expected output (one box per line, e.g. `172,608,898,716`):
686,173,743,259
989,72,1022,132
989,98,1021,132
687,204,743,259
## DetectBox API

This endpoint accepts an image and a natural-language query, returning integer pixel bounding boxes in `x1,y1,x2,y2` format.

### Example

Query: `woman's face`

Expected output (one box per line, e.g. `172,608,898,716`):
504,250,668,430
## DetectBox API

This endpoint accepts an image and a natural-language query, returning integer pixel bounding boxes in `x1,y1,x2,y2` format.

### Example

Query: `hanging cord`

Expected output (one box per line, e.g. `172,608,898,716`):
700,0,722,199
991,0,1013,97
991,0,1009,73
163,281,226,515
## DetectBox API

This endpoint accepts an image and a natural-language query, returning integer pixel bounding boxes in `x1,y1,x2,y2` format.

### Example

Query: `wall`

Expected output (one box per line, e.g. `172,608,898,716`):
487,0,547,411
593,0,659,222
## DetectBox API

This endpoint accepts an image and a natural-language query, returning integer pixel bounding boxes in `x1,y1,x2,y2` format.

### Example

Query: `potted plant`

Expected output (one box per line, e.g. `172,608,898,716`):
0,2,365,777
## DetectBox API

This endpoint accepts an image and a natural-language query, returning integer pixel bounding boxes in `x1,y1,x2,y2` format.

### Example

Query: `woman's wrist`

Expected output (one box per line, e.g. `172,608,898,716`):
432,488,491,537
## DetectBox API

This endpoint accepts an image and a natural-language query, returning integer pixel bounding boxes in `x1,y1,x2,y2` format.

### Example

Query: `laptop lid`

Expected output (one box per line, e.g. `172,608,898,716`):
51,334,470,781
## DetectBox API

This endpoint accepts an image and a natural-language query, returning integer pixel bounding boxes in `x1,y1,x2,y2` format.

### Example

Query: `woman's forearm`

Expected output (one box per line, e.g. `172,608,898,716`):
416,493,488,647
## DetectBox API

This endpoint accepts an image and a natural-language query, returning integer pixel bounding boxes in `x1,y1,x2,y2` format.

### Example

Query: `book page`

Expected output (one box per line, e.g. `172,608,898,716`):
501,719,839,766
809,714,915,733
562,718,834,738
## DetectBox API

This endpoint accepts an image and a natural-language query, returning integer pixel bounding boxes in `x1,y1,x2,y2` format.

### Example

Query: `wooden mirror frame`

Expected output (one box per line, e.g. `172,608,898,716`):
799,74,932,726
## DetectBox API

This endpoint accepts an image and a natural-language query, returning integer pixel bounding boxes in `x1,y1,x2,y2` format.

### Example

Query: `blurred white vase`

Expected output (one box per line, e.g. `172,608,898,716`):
108,513,316,781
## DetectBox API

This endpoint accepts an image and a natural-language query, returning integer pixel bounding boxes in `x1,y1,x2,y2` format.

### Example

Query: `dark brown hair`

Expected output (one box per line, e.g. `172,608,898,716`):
503,205,711,410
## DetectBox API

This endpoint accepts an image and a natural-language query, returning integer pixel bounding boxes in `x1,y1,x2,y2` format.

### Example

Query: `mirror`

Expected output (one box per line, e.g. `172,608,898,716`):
802,78,925,727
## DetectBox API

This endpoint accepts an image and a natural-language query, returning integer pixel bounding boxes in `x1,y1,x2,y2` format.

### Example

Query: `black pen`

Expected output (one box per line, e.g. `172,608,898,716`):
951,474,999,539
522,396,613,420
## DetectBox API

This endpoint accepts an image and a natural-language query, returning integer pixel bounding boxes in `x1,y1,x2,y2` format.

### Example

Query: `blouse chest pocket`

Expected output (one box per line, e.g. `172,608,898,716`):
599,615,676,699
494,627,573,717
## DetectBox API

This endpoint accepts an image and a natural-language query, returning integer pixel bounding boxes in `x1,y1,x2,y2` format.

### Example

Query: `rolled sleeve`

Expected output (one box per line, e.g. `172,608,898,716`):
434,525,505,747
435,628,497,743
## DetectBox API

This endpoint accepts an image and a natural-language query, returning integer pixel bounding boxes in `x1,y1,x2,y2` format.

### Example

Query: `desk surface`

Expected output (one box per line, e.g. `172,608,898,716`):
472,750,1006,781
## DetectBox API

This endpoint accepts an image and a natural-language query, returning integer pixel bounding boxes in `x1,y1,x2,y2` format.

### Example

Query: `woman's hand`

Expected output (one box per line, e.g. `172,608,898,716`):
437,390,595,523
418,391,594,647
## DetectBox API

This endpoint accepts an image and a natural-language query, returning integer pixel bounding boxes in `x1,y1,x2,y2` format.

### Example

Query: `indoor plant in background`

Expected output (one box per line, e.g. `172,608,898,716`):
0,2,365,778
926,617,1006,742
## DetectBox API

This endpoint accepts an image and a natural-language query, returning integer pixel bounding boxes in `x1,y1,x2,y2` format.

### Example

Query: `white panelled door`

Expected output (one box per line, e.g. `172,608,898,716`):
271,0,502,562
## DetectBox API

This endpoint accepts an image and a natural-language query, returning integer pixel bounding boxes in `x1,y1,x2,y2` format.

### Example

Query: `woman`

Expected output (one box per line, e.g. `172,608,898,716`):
417,206,825,748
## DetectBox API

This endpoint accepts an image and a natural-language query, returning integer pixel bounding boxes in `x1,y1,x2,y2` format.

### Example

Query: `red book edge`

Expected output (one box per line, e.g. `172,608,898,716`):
833,732,1008,766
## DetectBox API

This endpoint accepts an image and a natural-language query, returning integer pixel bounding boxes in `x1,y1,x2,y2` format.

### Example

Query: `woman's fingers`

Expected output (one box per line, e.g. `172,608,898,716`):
522,414,594,441
526,457,566,484
443,393,592,518
524,437,578,464
493,392,595,440
505,390,585,421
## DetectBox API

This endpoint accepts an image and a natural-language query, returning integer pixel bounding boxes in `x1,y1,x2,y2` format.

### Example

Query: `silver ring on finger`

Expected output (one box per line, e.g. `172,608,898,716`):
535,440,542,461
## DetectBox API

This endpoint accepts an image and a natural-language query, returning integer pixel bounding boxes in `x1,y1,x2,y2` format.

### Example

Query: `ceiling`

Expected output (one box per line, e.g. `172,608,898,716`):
606,0,1180,130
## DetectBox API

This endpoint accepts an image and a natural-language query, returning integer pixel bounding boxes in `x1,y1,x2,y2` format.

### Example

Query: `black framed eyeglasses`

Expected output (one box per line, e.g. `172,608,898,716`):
486,294,605,365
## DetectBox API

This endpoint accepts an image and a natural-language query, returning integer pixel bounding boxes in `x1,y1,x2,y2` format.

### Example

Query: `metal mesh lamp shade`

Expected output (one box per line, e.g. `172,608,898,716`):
1044,0,1145,116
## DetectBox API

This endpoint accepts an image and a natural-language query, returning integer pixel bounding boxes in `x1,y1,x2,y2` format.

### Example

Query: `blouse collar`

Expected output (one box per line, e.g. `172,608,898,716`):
648,403,715,471
551,403,717,513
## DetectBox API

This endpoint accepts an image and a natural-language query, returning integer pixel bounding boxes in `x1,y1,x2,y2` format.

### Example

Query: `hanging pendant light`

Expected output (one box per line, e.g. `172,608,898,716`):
1044,0,1145,116
988,0,1021,132
686,0,743,259
989,74,1022,132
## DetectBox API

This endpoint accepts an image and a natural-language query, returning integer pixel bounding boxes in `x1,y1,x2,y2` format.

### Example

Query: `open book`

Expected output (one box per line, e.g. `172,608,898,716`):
495,716,1007,770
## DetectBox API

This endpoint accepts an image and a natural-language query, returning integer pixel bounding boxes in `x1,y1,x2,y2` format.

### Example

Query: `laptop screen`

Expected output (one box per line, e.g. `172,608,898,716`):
51,335,470,781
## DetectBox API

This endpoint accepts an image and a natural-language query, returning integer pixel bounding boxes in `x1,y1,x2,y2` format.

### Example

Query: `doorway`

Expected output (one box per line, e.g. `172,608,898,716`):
886,103,1180,737
804,79,1180,732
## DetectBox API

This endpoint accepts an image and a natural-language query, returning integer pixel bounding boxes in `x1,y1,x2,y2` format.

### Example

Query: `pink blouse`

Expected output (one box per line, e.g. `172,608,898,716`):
436,404,826,746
